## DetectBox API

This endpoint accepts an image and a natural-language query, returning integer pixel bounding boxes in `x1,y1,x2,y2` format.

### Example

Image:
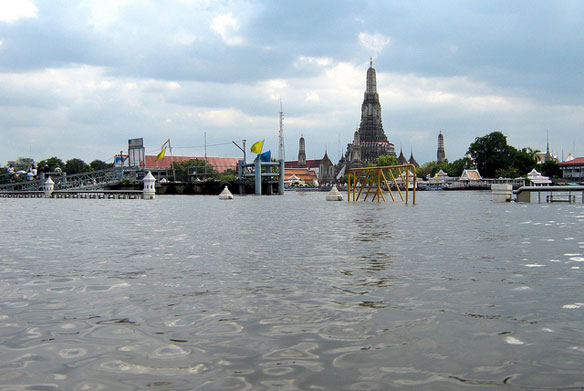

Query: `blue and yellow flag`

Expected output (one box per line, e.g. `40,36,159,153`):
257,150,271,162
156,139,171,161
250,140,264,154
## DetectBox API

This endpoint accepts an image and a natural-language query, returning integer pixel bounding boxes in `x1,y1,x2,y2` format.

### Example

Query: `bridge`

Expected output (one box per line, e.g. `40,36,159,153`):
0,167,151,192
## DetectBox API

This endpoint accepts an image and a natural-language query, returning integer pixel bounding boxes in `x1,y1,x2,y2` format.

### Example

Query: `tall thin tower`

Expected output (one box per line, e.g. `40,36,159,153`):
298,134,306,168
437,131,446,162
278,99,285,162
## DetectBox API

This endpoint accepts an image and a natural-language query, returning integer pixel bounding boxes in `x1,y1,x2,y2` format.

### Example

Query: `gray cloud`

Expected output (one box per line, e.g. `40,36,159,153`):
0,0,582,165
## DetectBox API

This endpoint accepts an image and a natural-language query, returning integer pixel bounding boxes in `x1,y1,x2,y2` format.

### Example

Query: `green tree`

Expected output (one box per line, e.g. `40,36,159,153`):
447,157,473,177
376,155,399,167
216,168,237,182
417,161,450,179
512,148,538,175
172,159,217,182
539,161,562,178
467,131,516,178
39,157,65,171
495,167,521,178
65,158,90,175
14,157,35,171
90,159,112,171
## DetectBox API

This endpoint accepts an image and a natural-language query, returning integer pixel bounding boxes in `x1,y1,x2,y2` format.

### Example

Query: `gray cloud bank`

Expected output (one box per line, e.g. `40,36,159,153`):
1,0,582,165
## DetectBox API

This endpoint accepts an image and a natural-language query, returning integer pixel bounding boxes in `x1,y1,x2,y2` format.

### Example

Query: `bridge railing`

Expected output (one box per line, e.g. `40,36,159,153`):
0,167,140,192
347,164,417,204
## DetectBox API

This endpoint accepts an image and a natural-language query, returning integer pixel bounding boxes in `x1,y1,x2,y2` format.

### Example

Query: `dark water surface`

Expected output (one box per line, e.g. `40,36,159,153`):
1,191,583,390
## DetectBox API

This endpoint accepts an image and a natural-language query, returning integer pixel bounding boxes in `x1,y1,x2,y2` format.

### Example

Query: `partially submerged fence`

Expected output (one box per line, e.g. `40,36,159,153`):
347,164,417,204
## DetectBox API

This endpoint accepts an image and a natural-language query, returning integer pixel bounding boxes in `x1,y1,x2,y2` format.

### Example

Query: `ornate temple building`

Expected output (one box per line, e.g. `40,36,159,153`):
397,147,419,168
286,135,336,185
336,59,395,179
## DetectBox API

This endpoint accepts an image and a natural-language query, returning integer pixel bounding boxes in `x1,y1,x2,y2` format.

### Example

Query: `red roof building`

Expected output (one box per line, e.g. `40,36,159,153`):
284,168,318,184
285,159,321,169
144,155,240,173
559,157,584,180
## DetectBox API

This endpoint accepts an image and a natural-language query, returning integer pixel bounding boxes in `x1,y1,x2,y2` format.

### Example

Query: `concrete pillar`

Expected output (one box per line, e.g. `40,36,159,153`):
143,171,156,200
255,158,261,195
278,160,285,195
516,190,531,203
238,160,244,195
43,177,55,198
491,183,513,202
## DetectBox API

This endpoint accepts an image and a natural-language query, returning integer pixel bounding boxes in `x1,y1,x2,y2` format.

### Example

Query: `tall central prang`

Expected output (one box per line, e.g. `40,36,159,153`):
358,58,395,164
335,59,396,180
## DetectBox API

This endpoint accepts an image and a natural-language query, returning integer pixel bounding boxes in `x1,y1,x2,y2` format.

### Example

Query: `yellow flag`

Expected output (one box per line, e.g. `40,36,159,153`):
250,140,264,154
156,148,166,160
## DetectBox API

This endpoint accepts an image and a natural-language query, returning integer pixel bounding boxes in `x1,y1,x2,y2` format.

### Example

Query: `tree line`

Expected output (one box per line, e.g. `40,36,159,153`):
5,156,113,175
415,131,561,179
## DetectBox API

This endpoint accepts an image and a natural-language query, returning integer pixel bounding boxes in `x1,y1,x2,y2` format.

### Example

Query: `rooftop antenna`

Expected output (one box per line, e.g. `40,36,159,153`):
278,98,285,161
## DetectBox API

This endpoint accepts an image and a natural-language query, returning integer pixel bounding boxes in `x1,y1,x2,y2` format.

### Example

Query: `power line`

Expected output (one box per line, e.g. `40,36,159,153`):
172,140,243,149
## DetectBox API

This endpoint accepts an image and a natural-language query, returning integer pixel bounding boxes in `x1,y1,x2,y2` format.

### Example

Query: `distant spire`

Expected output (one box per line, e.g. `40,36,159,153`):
370,57,373,67
545,130,552,162
298,134,306,168
437,130,446,162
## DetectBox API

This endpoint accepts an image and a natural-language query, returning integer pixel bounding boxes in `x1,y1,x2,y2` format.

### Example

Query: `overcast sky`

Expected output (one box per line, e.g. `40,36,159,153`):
1,0,582,166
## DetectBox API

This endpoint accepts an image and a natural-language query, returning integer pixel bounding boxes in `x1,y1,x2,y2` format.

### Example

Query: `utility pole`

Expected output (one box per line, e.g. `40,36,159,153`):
278,98,285,162
232,140,246,163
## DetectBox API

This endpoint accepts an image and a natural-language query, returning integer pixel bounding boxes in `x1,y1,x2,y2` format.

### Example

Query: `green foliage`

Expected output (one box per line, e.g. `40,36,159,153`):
467,131,538,178
216,168,237,182
38,157,65,171
90,159,112,171
376,155,399,167
65,158,90,175
539,161,562,178
417,161,450,179
495,167,521,178
172,159,217,182
447,157,473,177
416,157,473,179
14,157,35,171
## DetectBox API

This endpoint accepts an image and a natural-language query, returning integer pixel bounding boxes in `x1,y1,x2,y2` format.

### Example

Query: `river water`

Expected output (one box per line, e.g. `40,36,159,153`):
1,191,583,390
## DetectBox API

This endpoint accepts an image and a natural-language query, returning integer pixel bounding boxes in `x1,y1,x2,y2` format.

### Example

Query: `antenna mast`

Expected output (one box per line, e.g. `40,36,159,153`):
278,98,285,161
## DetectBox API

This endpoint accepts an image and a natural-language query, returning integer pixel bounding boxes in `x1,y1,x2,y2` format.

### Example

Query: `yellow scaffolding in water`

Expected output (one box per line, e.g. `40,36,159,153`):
347,164,417,204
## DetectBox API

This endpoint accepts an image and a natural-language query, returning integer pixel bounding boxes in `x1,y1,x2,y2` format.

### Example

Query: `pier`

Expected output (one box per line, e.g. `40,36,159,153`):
513,185,584,203
237,159,285,195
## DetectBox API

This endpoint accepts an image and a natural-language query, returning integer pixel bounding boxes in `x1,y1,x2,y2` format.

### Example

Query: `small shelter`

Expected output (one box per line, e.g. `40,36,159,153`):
460,169,482,181
527,168,551,186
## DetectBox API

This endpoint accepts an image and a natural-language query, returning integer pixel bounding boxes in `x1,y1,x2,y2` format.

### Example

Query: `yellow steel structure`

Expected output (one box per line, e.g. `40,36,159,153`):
347,164,417,204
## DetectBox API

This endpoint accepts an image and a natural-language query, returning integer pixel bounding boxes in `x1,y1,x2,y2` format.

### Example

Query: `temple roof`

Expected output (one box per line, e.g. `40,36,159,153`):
397,149,408,165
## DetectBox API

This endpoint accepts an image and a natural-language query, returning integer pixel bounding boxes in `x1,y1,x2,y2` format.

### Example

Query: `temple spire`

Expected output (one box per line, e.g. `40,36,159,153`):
366,58,377,94
298,134,306,168
437,130,446,162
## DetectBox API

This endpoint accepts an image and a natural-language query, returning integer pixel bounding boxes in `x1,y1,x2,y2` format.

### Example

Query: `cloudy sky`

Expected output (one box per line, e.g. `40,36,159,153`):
1,0,582,166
